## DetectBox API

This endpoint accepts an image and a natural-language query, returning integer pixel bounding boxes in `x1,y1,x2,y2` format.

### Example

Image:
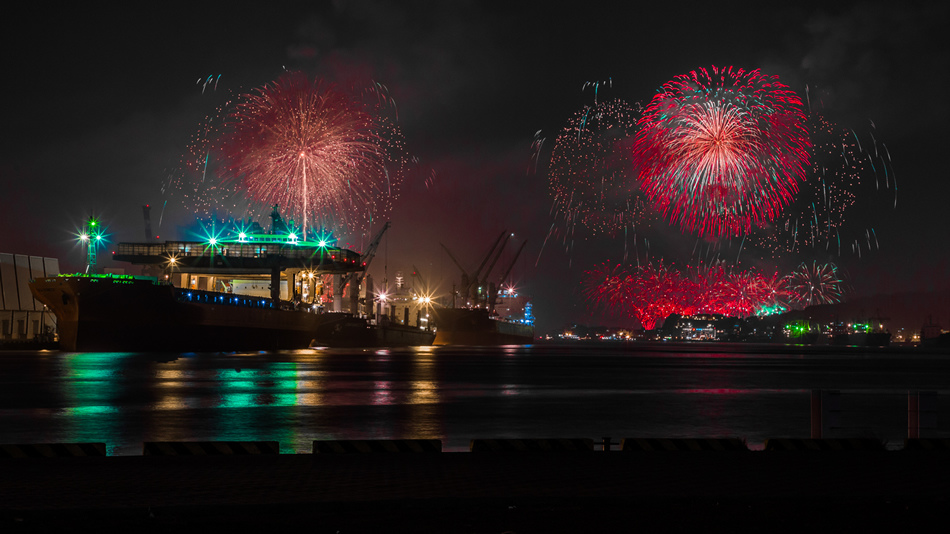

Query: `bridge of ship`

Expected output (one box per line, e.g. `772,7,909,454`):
113,241,364,304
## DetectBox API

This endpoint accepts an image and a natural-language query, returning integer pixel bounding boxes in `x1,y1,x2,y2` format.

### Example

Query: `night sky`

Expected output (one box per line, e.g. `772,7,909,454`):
4,1,948,333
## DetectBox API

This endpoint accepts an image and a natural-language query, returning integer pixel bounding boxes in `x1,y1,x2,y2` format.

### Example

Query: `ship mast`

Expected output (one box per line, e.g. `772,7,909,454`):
79,215,104,274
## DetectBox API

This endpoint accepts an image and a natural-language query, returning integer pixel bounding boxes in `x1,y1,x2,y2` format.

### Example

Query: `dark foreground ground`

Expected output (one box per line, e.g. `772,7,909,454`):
2,451,948,533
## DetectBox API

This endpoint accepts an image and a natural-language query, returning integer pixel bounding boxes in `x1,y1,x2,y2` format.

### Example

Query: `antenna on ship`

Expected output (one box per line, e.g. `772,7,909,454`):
78,215,105,274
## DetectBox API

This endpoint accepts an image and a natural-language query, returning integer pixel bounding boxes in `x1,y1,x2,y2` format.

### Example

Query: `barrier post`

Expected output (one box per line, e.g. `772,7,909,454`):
811,389,841,438
909,391,919,439
909,391,937,439
810,390,822,438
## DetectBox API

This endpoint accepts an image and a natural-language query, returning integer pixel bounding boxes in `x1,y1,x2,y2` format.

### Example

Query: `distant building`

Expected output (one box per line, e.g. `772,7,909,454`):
0,253,60,342
557,324,641,341
660,313,727,341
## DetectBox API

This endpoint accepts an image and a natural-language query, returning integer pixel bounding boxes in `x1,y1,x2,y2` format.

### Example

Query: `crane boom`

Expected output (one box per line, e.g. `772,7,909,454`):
343,221,390,287
481,233,511,283
477,233,511,305
470,230,507,283
489,240,526,312
411,264,427,291
440,243,469,279
498,240,527,286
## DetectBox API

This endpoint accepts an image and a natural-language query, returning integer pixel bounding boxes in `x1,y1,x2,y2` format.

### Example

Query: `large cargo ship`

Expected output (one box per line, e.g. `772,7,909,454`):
29,273,342,352
29,211,439,352
31,273,438,352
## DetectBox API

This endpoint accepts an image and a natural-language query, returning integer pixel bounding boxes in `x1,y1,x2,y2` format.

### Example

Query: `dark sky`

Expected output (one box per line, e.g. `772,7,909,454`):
3,1,948,332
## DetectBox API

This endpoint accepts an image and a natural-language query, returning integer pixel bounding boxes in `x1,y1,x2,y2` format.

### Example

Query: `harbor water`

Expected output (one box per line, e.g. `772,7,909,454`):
2,343,949,455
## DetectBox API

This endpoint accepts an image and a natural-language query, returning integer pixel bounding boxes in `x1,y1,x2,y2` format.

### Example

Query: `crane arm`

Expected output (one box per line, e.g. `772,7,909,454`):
343,221,390,287
497,240,527,287
489,240,526,312
440,243,469,279
411,264,426,290
470,230,507,283
481,233,511,284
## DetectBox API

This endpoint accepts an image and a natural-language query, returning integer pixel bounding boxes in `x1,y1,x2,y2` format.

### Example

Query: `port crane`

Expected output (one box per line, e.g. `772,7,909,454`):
341,221,390,313
441,230,510,307
488,239,527,313
439,244,470,306
475,232,512,307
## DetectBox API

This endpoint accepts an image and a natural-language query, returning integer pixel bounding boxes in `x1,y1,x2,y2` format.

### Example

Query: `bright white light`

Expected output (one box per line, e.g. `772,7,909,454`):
238,232,247,241
318,240,327,247
209,237,217,245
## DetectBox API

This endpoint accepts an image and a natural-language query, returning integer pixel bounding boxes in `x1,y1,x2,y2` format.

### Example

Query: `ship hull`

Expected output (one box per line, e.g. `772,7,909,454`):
30,275,335,352
311,315,435,348
431,308,534,346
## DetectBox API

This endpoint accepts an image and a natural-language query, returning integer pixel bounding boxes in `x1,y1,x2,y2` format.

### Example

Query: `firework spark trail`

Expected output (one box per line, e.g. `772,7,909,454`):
633,65,811,238
198,74,222,94
200,152,209,184
158,200,167,229
529,130,545,175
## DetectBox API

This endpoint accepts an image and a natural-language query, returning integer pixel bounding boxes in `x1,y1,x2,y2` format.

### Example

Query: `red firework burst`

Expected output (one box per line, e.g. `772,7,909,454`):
633,66,810,238
580,262,634,312
583,260,805,328
217,71,398,235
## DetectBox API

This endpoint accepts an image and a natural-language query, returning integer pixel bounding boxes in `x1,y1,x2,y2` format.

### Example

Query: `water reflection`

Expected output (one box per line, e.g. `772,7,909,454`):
58,353,132,454
2,346,949,455
404,347,443,438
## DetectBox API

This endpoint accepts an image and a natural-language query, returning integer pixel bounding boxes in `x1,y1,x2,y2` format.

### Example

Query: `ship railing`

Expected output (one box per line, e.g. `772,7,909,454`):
173,288,276,310
116,242,362,263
